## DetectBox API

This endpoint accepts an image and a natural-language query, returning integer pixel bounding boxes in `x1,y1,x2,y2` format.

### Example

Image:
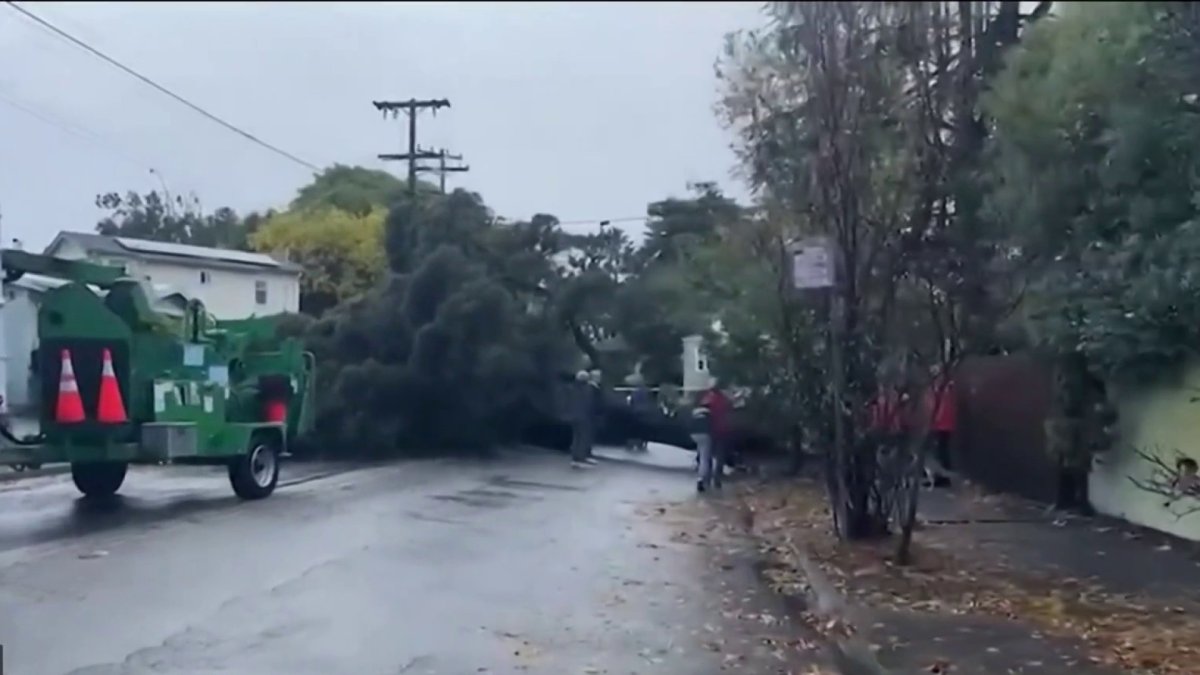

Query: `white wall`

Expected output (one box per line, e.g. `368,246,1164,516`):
682,334,714,393
0,284,8,416
51,240,300,319
49,239,92,263
136,260,298,319
2,289,39,413
1090,362,1200,541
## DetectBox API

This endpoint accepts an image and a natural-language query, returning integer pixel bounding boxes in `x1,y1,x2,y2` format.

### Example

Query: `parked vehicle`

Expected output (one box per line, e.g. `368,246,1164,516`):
0,249,316,500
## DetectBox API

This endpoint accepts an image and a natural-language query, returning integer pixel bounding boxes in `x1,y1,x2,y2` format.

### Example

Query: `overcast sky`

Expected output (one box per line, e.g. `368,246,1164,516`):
0,1,764,250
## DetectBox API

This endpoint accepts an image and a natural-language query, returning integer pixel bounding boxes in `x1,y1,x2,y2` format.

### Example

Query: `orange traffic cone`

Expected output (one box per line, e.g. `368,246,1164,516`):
55,349,86,424
96,348,128,424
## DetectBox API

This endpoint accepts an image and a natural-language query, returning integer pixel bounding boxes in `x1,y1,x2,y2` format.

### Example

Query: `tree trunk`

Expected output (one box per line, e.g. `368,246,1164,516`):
894,436,927,564
566,318,600,370
787,424,806,476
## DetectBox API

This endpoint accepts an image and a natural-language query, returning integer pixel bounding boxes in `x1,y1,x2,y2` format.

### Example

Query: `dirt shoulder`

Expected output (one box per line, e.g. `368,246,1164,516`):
715,477,1200,675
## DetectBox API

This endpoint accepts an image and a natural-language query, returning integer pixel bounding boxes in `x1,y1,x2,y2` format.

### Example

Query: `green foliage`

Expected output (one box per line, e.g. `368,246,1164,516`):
613,268,700,384
384,189,494,274
251,207,386,315
689,214,833,450
713,2,1054,545
94,191,265,250
290,164,435,216
986,2,1200,383
634,183,737,270
302,189,572,455
297,177,758,453
598,185,742,384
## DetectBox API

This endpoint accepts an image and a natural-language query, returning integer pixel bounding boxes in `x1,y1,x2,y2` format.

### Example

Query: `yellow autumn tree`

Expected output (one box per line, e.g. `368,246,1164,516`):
251,207,386,315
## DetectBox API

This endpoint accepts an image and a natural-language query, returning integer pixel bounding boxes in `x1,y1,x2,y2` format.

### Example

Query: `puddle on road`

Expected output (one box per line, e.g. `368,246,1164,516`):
487,476,585,493
429,494,510,509
404,511,468,526
459,488,542,502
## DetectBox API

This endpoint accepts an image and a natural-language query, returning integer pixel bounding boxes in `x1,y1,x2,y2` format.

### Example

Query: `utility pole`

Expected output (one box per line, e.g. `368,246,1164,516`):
373,98,451,195
416,149,470,194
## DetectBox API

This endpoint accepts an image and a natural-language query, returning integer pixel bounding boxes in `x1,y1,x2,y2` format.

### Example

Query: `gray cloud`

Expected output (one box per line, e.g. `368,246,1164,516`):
0,1,761,249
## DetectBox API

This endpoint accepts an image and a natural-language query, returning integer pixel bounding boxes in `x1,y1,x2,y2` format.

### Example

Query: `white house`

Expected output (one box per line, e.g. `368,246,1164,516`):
43,232,301,320
681,318,731,394
682,334,715,393
2,272,190,415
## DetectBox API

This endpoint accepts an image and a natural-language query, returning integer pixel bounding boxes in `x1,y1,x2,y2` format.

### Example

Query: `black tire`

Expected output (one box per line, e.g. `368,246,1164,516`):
229,433,281,500
71,461,128,498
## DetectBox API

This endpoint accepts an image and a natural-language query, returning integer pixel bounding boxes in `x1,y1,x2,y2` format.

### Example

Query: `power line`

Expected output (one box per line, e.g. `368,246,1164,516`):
0,87,193,217
0,86,152,170
556,216,649,228
413,149,469,194
4,1,321,173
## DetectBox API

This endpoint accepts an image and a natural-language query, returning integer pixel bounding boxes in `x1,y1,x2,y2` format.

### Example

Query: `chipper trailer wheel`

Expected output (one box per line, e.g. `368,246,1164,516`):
71,461,128,498
229,433,281,500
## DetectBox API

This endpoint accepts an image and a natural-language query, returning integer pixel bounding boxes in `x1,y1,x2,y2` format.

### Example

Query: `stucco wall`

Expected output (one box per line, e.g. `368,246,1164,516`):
1090,363,1200,541
2,291,39,411
51,240,299,319
681,335,714,393
136,260,298,319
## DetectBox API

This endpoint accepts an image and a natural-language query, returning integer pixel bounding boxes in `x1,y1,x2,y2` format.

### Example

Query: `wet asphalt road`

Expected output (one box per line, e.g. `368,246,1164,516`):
0,446,815,675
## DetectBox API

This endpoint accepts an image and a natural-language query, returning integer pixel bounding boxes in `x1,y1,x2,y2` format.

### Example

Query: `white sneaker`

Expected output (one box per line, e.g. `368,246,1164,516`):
571,460,592,469
584,457,600,465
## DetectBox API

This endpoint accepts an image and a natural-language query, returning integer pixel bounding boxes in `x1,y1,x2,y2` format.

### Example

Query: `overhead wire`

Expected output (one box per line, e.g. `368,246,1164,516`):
2,5,717,229
0,87,155,171
3,1,321,173
556,215,649,228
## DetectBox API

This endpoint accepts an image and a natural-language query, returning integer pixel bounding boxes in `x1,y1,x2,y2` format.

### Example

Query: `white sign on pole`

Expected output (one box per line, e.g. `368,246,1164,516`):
791,238,833,289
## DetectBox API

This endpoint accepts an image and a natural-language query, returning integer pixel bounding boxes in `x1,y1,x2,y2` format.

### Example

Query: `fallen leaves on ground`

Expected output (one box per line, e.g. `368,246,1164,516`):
737,480,1200,674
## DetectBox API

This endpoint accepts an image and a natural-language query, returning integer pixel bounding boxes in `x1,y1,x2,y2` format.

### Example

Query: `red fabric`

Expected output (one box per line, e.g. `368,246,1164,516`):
700,388,733,437
868,390,904,434
264,400,288,423
925,377,957,432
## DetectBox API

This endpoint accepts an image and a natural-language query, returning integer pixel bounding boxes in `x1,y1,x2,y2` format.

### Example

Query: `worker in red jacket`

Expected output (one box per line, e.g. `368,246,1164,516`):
867,385,906,445
924,367,957,485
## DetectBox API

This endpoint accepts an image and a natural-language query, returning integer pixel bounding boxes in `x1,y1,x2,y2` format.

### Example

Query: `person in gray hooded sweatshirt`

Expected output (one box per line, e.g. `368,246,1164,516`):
569,371,599,468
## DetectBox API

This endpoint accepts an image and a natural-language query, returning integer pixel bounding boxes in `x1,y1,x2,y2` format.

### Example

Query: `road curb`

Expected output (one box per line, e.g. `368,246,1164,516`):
0,465,69,485
730,490,892,675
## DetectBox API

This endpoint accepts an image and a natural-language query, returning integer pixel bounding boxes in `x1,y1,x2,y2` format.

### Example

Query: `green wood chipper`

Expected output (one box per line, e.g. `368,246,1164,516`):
0,249,316,499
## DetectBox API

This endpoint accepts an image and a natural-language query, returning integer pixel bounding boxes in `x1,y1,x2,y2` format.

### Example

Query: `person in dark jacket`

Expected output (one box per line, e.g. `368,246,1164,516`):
587,369,605,460
626,377,655,452
689,401,713,492
698,382,732,490
570,371,598,468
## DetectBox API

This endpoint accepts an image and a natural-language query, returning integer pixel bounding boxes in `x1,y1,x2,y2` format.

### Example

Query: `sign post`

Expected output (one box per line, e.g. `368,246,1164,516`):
790,237,834,290
790,236,846,534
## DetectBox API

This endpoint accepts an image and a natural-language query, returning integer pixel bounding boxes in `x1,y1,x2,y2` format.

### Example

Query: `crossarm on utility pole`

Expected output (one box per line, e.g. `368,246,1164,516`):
372,99,453,194
372,99,451,114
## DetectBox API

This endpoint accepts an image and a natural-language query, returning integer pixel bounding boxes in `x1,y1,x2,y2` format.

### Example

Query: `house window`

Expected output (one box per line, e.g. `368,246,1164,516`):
255,280,268,305
199,271,210,284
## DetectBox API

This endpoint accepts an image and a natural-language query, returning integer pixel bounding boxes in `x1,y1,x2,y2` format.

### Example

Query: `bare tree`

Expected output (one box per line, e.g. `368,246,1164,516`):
1130,446,1200,519
718,2,1048,558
